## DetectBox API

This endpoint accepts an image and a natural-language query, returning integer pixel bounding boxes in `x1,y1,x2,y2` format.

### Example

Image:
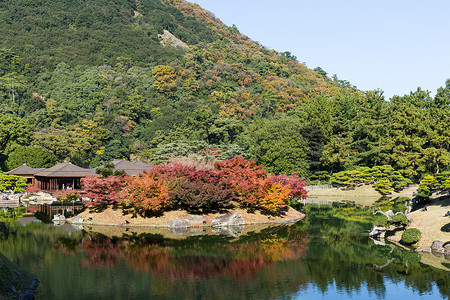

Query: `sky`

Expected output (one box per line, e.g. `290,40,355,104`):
187,0,450,100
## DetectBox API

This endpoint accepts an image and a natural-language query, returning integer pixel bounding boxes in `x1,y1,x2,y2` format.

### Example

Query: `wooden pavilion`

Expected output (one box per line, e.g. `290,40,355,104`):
34,162,96,192
4,164,42,185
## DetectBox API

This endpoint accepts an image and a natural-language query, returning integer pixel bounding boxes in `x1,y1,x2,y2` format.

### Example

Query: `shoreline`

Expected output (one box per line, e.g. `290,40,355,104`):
67,206,305,228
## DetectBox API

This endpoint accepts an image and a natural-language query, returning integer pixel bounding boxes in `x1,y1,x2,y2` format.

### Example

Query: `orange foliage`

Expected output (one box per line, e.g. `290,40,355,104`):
122,172,172,215
260,182,291,212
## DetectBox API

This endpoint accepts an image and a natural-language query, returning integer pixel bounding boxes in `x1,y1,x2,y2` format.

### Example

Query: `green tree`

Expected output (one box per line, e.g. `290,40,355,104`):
0,174,26,193
5,146,57,170
0,114,31,170
243,117,308,175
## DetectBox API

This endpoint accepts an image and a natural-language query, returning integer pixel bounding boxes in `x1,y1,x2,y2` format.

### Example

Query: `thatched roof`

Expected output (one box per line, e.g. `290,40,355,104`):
105,159,153,176
5,164,41,176
34,162,96,178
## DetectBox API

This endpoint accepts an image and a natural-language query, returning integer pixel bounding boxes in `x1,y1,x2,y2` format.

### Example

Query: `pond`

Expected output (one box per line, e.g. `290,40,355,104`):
0,209,448,300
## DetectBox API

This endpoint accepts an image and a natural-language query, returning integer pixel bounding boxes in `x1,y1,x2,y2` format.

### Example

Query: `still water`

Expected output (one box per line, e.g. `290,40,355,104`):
0,210,448,300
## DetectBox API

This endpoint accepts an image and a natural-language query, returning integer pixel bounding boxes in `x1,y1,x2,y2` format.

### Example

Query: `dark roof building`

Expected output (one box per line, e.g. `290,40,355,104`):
5,164,41,176
5,164,42,184
106,159,153,176
34,162,95,178
34,162,96,192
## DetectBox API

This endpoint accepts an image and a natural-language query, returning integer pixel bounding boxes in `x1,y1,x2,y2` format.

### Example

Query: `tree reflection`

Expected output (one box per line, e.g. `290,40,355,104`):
0,217,448,300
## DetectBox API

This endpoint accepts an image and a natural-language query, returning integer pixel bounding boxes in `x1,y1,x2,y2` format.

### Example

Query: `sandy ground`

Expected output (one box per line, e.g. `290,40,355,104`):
70,206,304,228
384,196,450,271
387,197,450,247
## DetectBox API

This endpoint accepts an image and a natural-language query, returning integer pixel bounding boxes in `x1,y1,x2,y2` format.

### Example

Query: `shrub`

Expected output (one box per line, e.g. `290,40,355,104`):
81,175,128,208
150,163,196,180
214,157,295,213
372,196,409,214
269,173,308,200
0,174,27,193
401,228,421,244
170,169,235,213
53,190,80,202
373,214,389,227
170,179,234,213
414,187,432,199
122,173,172,216
215,157,268,208
391,214,408,226
25,186,40,194
260,182,291,212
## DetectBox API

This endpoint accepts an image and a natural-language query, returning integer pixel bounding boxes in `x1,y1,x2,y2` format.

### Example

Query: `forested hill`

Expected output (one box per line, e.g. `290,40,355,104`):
1,0,449,183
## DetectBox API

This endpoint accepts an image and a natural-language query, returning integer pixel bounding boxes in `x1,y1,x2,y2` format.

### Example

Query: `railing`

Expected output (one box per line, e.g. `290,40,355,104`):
306,184,420,190
301,198,335,206
306,184,336,190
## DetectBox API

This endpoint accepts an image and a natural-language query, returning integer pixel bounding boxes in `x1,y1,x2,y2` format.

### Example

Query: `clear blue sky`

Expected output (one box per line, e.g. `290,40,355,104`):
187,0,450,100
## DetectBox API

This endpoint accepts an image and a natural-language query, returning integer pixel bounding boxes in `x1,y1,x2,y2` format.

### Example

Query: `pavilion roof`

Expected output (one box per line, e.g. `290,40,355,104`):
34,162,96,178
4,164,41,176
105,159,153,176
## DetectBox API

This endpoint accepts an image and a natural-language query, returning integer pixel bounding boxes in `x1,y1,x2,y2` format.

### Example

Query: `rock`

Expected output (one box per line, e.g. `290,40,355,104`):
52,214,66,226
158,30,188,50
445,245,450,256
385,210,395,219
369,226,386,238
169,219,190,228
71,215,83,224
211,213,245,227
212,225,245,237
415,246,432,253
52,214,66,222
431,240,445,250
0,252,39,299
434,247,445,254
185,215,204,224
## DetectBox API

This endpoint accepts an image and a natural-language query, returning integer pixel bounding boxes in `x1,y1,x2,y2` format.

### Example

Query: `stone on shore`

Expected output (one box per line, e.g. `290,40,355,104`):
52,214,66,222
431,240,445,251
169,219,190,228
369,226,386,238
445,245,450,256
185,215,204,225
71,215,84,224
415,246,432,253
211,213,245,227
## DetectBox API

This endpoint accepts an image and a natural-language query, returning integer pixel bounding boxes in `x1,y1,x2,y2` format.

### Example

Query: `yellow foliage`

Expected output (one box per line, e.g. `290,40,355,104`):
260,182,291,212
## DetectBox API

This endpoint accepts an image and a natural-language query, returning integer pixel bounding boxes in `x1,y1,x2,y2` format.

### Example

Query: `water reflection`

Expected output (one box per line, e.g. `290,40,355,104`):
0,214,448,300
